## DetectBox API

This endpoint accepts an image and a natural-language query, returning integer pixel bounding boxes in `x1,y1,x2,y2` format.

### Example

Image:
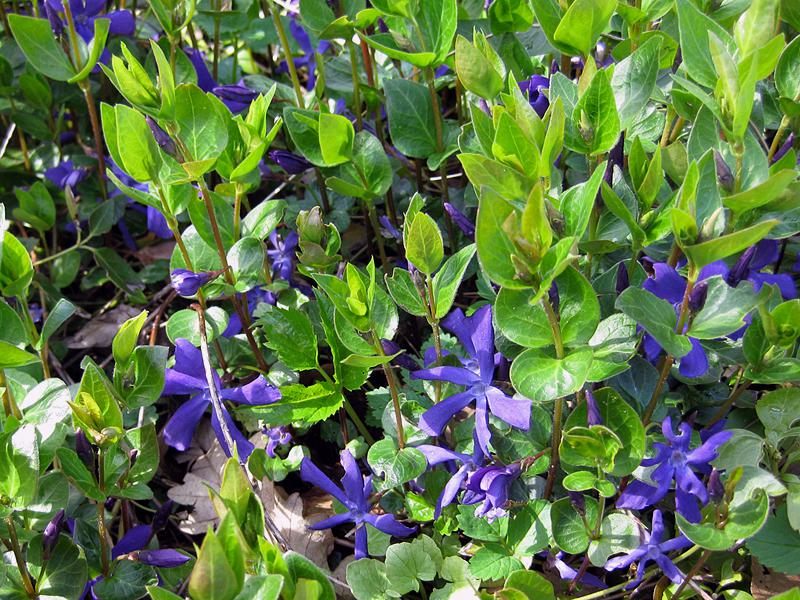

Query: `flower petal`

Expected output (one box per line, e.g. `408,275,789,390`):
486,386,531,430
162,393,209,451
211,405,254,460
411,366,479,386
616,479,667,510
300,458,349,506
220,376,281,405
308,512,352,531
678,338,709,378
363,513,416,538
418,391,475,436
339,450,365,505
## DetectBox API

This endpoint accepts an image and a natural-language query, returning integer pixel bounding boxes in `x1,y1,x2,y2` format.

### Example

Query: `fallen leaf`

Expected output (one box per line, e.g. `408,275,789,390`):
751,557,800,599
166,421,334,568
65,304,141,349
135,242,176,264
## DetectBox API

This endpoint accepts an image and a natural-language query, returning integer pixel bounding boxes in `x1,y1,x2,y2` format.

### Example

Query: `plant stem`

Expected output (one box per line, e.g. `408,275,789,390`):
5,517,36,598
672,550,712,598
426,274,443,404
343,398,375,445
371,330,406,448
193,303,290,550
708,370,750,427
542,295,564,499
365,201,389,272
212,0,221,80
80,82,108,197
264,0,304,107
768,115,790,162
96,448,111,577
0,369,22,419
347,39,363,130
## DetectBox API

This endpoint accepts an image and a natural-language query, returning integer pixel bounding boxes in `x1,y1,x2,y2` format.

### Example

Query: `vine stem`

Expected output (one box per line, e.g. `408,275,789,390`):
542,295,563,499
425,274,443,404
708,369,750,427
672,549,712,598
193,303,290,551
264,0,304,107
96,448,111,577
0,368,22,419
5,517,36,597
347,39,363,130
371,329,406,448
767,115,790,162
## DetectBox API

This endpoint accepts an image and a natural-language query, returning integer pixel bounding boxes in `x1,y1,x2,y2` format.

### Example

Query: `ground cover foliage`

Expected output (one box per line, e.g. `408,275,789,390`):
1,0,800,598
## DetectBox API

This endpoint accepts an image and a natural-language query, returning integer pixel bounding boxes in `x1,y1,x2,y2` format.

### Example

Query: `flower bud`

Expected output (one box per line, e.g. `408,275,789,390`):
707,469,724,503
548,282,560,316
615,264,630,294
146,116,176,157
152,500,175,533
170,268,215,297
213,84,259,114
297,207,325,245
772,133,795,164
586,390,602,426
42,509,65,560
136,549,190,568
444,203,475,238
75,430,95,471
726,246,756,288
688,280,709,313
269,150,312,174
714,151,734,193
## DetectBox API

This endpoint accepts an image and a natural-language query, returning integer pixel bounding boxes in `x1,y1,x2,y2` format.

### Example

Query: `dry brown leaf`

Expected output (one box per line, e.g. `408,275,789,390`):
135,242,176,264
332,556,355,600
65,304,141,349
751,557,800,599
166,421,334,568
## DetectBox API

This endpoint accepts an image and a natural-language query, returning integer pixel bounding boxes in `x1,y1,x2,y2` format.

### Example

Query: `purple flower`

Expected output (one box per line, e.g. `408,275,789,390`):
170,269,215,297
543,552,607,589
586,389,602,426
43,509,66,559
108,159,172,240
213,83,259,114
771,133,794,164
45,160,90,189
300,450,416,558
411,305,531,456
185,47,216,93
265,425,292,458
725,240,797,301
268,230,299,281
418,436,484,516
379,215,402,242
269,150,313,174
146,116,176,156
462,462,521,521
136,549,190,568
45,0,134,38
518,74,549,117
223,286,277,337
444,203,475,239
617,417,731,522
605,510,691,589
161,339,281,459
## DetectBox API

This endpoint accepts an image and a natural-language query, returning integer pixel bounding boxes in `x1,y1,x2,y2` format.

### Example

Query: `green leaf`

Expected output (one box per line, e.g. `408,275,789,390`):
111,104,163,182
69,17,110,83
571,68,620,156
56,447,104,502
0,229,34,297
93,559,157,600
455,35,504,100
616,287,693,358
416,0,457,65
587,313,638,381
384,78,438,158
0,341,38,368
173,84,228,171
386,268,428,317
405,212,444,275
587,513,640,566
677,1,735,88
551,496,599,553
611,36,662,130
468,543,524,580
747,505,800,575
722,170,796,215
432,243,476,318
25,534,87,600
367,438,427,488
553,0,616,57
122,346,168,409
385,539,437,594
228,236,265,292
259,306,318,371
189,529,242,600
34,298,76,350
560,425,622,471
564,388,645,476
475,186,522,288
510,347,593,402
13,182,55,231
346,559,394,600
489,0,534,34
318,112,355,166
683,221,778,269
242,199,287,241
166,307,229,346
687,277,759,339
241,382,343,426
111,309,147,366
678,489,770,551
285,551,335,600
7,15,75,81
756,388,800,436
561,160,607,238
776,35,800,101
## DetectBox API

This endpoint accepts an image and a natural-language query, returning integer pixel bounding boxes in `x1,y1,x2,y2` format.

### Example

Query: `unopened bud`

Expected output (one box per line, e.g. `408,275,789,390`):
688,281,709,313
586,390,602,426
615,264,629,294
714,151,734,193
708,469,724,503
75,430,95,471
42,509,66,560
726,246,756,288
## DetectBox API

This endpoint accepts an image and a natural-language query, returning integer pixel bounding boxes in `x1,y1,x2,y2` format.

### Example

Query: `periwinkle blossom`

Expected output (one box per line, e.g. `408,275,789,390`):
213,83,260,114
170,268,215,297
462,461,522,521
44,0,134,43
725,240,797,301
543,551,606,589
417,434,484,516
269,149,313,174
43,509,66,559
617,417,731,523
300,449,416,558
518,74,549,117
605,510,692,589
184,47,217,93
411,305,531,456
135,549,190,568
108,159,171,240
161,339,281,459
267,230,299,281
45,160,90,189
265,425,292,458
443,202,475,239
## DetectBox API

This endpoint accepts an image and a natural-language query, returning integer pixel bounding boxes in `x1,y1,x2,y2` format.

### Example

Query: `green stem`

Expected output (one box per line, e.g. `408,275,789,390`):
343,398,375,445
426,274,443,404
371,329,406,448
0,369,22,419
96,449,110,577
5,517,36,598
264,0,304,107
347,39,363,130
542,295,564,499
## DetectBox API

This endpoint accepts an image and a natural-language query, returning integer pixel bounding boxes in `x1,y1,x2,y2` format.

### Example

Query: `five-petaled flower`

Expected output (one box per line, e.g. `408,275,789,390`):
411,305,531,456
300,450,416,559
461,462,522,521
418,433,484,517
605,509,691,589
617,417,731,522
161,339,281,459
